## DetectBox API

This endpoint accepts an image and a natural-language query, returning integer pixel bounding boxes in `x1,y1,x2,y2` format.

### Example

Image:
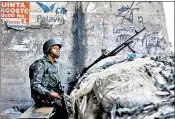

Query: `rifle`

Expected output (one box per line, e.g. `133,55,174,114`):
78,27,145,79
57,83,70,119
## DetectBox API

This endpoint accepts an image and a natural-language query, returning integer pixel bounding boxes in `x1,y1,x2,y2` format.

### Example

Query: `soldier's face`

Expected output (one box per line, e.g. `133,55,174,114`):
51,45,60,57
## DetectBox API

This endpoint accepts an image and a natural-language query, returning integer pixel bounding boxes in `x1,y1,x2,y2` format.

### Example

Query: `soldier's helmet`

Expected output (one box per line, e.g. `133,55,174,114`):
43,39,62,54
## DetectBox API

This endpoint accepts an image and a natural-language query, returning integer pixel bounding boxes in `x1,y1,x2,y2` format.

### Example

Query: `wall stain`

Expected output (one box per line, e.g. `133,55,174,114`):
72,2,86,76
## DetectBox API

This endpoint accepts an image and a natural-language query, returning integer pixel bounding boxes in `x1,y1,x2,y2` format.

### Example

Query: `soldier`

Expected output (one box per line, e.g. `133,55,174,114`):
29,39,68,119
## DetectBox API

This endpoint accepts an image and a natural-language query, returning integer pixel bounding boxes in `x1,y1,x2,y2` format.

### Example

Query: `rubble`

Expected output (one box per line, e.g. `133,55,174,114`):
1,107,22,119
70,54,174,119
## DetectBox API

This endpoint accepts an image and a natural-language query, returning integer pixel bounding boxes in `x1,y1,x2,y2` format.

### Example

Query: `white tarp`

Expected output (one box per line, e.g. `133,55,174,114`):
70,55,174,119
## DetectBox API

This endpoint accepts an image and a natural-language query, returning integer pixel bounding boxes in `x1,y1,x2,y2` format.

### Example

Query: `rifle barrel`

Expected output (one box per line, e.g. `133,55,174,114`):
78,27,145,78
109,27,145,55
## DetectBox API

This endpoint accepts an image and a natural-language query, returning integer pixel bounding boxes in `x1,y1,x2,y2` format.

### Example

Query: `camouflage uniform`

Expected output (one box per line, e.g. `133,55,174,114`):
29,55,68,118
29,55,61,106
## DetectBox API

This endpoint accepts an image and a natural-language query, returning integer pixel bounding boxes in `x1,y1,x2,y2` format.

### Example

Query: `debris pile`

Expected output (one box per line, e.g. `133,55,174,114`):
70,54,174,119
1,107,22,119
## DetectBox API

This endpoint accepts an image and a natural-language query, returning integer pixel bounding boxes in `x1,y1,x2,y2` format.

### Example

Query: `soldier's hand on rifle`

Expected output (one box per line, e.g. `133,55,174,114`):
49,92,61,99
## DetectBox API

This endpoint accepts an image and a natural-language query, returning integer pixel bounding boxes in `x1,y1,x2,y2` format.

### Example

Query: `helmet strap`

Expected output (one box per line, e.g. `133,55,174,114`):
48,47,59,59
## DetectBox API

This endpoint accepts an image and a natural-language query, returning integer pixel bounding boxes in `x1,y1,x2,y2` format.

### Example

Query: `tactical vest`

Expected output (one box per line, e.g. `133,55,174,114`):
42,59,61,92
29,58,61,92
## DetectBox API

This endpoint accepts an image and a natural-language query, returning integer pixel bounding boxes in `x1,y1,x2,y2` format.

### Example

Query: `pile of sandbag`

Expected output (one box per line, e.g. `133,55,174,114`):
70,55,174,119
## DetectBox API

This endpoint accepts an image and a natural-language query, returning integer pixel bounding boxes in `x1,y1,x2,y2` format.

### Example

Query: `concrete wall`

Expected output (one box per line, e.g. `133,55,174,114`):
0,1,172,110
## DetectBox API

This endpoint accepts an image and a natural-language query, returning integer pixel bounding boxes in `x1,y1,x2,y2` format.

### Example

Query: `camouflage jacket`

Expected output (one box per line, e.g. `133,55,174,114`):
29,55,62,106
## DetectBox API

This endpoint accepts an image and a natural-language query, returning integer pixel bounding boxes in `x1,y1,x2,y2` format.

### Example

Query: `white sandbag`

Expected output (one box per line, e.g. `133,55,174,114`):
93,57,164,112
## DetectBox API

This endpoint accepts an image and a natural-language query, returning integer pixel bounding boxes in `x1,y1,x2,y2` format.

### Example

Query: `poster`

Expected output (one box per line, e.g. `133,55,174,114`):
1,2,29,29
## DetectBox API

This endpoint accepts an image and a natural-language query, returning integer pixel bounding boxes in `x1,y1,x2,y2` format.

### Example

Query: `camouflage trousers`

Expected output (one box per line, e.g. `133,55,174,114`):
34,94,73,119
34,95,61,107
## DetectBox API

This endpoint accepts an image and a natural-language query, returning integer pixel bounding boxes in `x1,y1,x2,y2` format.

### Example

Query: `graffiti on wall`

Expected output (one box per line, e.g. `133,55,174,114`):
92,24,101,30
116,2,152,24
90,19,103,32
116,2,162,24
91,21,103,31
132,32,165,54
138,16,144,23
117,2,139,24
113,27,136,35
116,34,131,44
1,2,30,30
141,32,165,54
113,27,135,52
113,27,165,54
